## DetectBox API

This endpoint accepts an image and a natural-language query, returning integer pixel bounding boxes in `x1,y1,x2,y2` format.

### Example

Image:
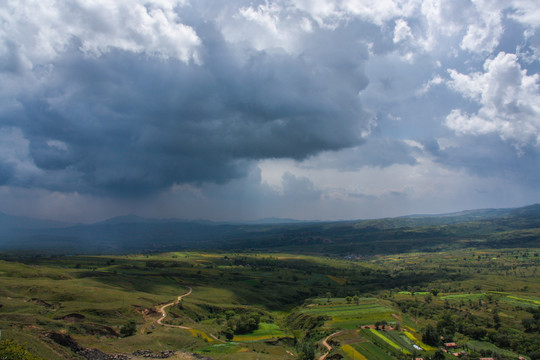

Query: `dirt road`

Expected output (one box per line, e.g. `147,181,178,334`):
139,287,192,334
319,331,344,360
146,287,224,343
156,287,192,328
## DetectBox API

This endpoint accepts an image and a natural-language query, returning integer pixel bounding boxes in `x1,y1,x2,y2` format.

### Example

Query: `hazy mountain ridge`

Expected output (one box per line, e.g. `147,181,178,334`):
0,204,538,254
0,211,73,231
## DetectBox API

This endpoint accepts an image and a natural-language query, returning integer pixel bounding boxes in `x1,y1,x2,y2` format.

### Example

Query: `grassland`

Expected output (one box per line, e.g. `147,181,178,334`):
0,247,539,359
232,323,288,342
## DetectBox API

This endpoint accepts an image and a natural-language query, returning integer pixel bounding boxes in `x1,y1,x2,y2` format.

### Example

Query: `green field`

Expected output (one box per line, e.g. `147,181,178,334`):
440,293,487,300
404,331,437,351
366,329,411,355
342,344,367,360
354,342,395,360
232,323,288,341
504,295,540,306
303,302,395,329
0,247,539,360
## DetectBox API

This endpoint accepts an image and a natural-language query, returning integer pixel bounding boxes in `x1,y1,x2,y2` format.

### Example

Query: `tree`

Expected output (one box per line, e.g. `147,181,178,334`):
353,295,360,305
437,312,456,340
345,296,352,304
431,289,439,296
120,319,137,337
530,350,540,360
493,312,501,330
522,318,536,332
223,327,234,341
296,340,315,360
422,324,440,346
225,310,235,320
430,350,445,360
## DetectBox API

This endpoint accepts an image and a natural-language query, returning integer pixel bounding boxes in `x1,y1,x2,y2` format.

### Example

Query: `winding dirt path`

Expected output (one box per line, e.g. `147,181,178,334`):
156,286,192,328
141,287,225,343
139,287,192,334
319,330,344,360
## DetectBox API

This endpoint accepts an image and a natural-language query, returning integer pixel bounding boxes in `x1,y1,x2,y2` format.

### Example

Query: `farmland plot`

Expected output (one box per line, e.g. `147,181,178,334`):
303,301,395,329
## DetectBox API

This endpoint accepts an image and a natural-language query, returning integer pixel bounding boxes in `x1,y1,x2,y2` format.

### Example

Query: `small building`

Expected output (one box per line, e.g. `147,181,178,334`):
445,342,458,348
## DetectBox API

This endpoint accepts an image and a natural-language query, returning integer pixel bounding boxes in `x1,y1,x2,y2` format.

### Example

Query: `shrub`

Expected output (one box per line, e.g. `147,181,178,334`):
296,340,315,360
120,319,137,337
0,339,46,360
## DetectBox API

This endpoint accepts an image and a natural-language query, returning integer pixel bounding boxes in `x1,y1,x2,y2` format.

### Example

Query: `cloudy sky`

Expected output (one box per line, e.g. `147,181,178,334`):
1,0,539,222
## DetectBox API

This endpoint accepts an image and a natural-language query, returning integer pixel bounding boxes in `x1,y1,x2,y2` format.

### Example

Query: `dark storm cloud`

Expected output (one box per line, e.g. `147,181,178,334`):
2,0,540,223
301,137,418,171
0,162,14,185
337,137,418,169
0,41,27,74
1,21,371,196
424,135,540,186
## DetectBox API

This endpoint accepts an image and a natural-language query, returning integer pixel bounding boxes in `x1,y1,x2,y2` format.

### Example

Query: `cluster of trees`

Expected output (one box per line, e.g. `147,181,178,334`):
522,307,540,333
488,328,540,356
345,295,360,305
420,307,540,357
222,311,261,339
295,339,315,360
422,324,440,346
421,311,492,344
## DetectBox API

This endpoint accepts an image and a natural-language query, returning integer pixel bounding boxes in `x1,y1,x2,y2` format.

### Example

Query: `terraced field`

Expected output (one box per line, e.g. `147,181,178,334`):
341,344,367,360
504,295,540,306
303,300,395,329
353,342,394,360
440,292,540,307
1,247,539,360
232,323,289,342
403,331,437,351
363,329,411,355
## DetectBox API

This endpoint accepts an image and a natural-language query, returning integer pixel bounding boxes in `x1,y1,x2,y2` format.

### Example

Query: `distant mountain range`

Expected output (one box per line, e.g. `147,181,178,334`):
1,204,539,254
0,211,71,230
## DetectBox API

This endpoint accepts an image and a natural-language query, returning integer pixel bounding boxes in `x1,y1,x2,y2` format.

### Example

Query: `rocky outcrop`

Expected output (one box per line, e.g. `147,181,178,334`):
46,331,210,360
47,332,128,359
132,350,175,358
78,348,129,360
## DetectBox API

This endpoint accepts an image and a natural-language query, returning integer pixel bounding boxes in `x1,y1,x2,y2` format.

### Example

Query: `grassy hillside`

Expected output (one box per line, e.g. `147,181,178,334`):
1,248,539,359
1,204,539,255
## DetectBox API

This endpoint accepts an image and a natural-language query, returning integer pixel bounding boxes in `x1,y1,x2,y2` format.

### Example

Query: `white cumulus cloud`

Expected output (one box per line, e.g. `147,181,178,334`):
0,0,201,67
393,18,414,44
446,52,540,147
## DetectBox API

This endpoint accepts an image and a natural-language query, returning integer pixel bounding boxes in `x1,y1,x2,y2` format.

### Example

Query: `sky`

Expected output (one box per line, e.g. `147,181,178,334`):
0,0,539,223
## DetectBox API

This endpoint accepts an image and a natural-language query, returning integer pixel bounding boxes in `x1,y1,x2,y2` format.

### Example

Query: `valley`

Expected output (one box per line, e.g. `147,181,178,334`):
1,247,539,359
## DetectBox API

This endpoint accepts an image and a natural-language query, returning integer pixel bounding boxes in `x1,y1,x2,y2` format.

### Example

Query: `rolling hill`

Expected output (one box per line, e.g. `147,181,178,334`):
0,204,539,254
